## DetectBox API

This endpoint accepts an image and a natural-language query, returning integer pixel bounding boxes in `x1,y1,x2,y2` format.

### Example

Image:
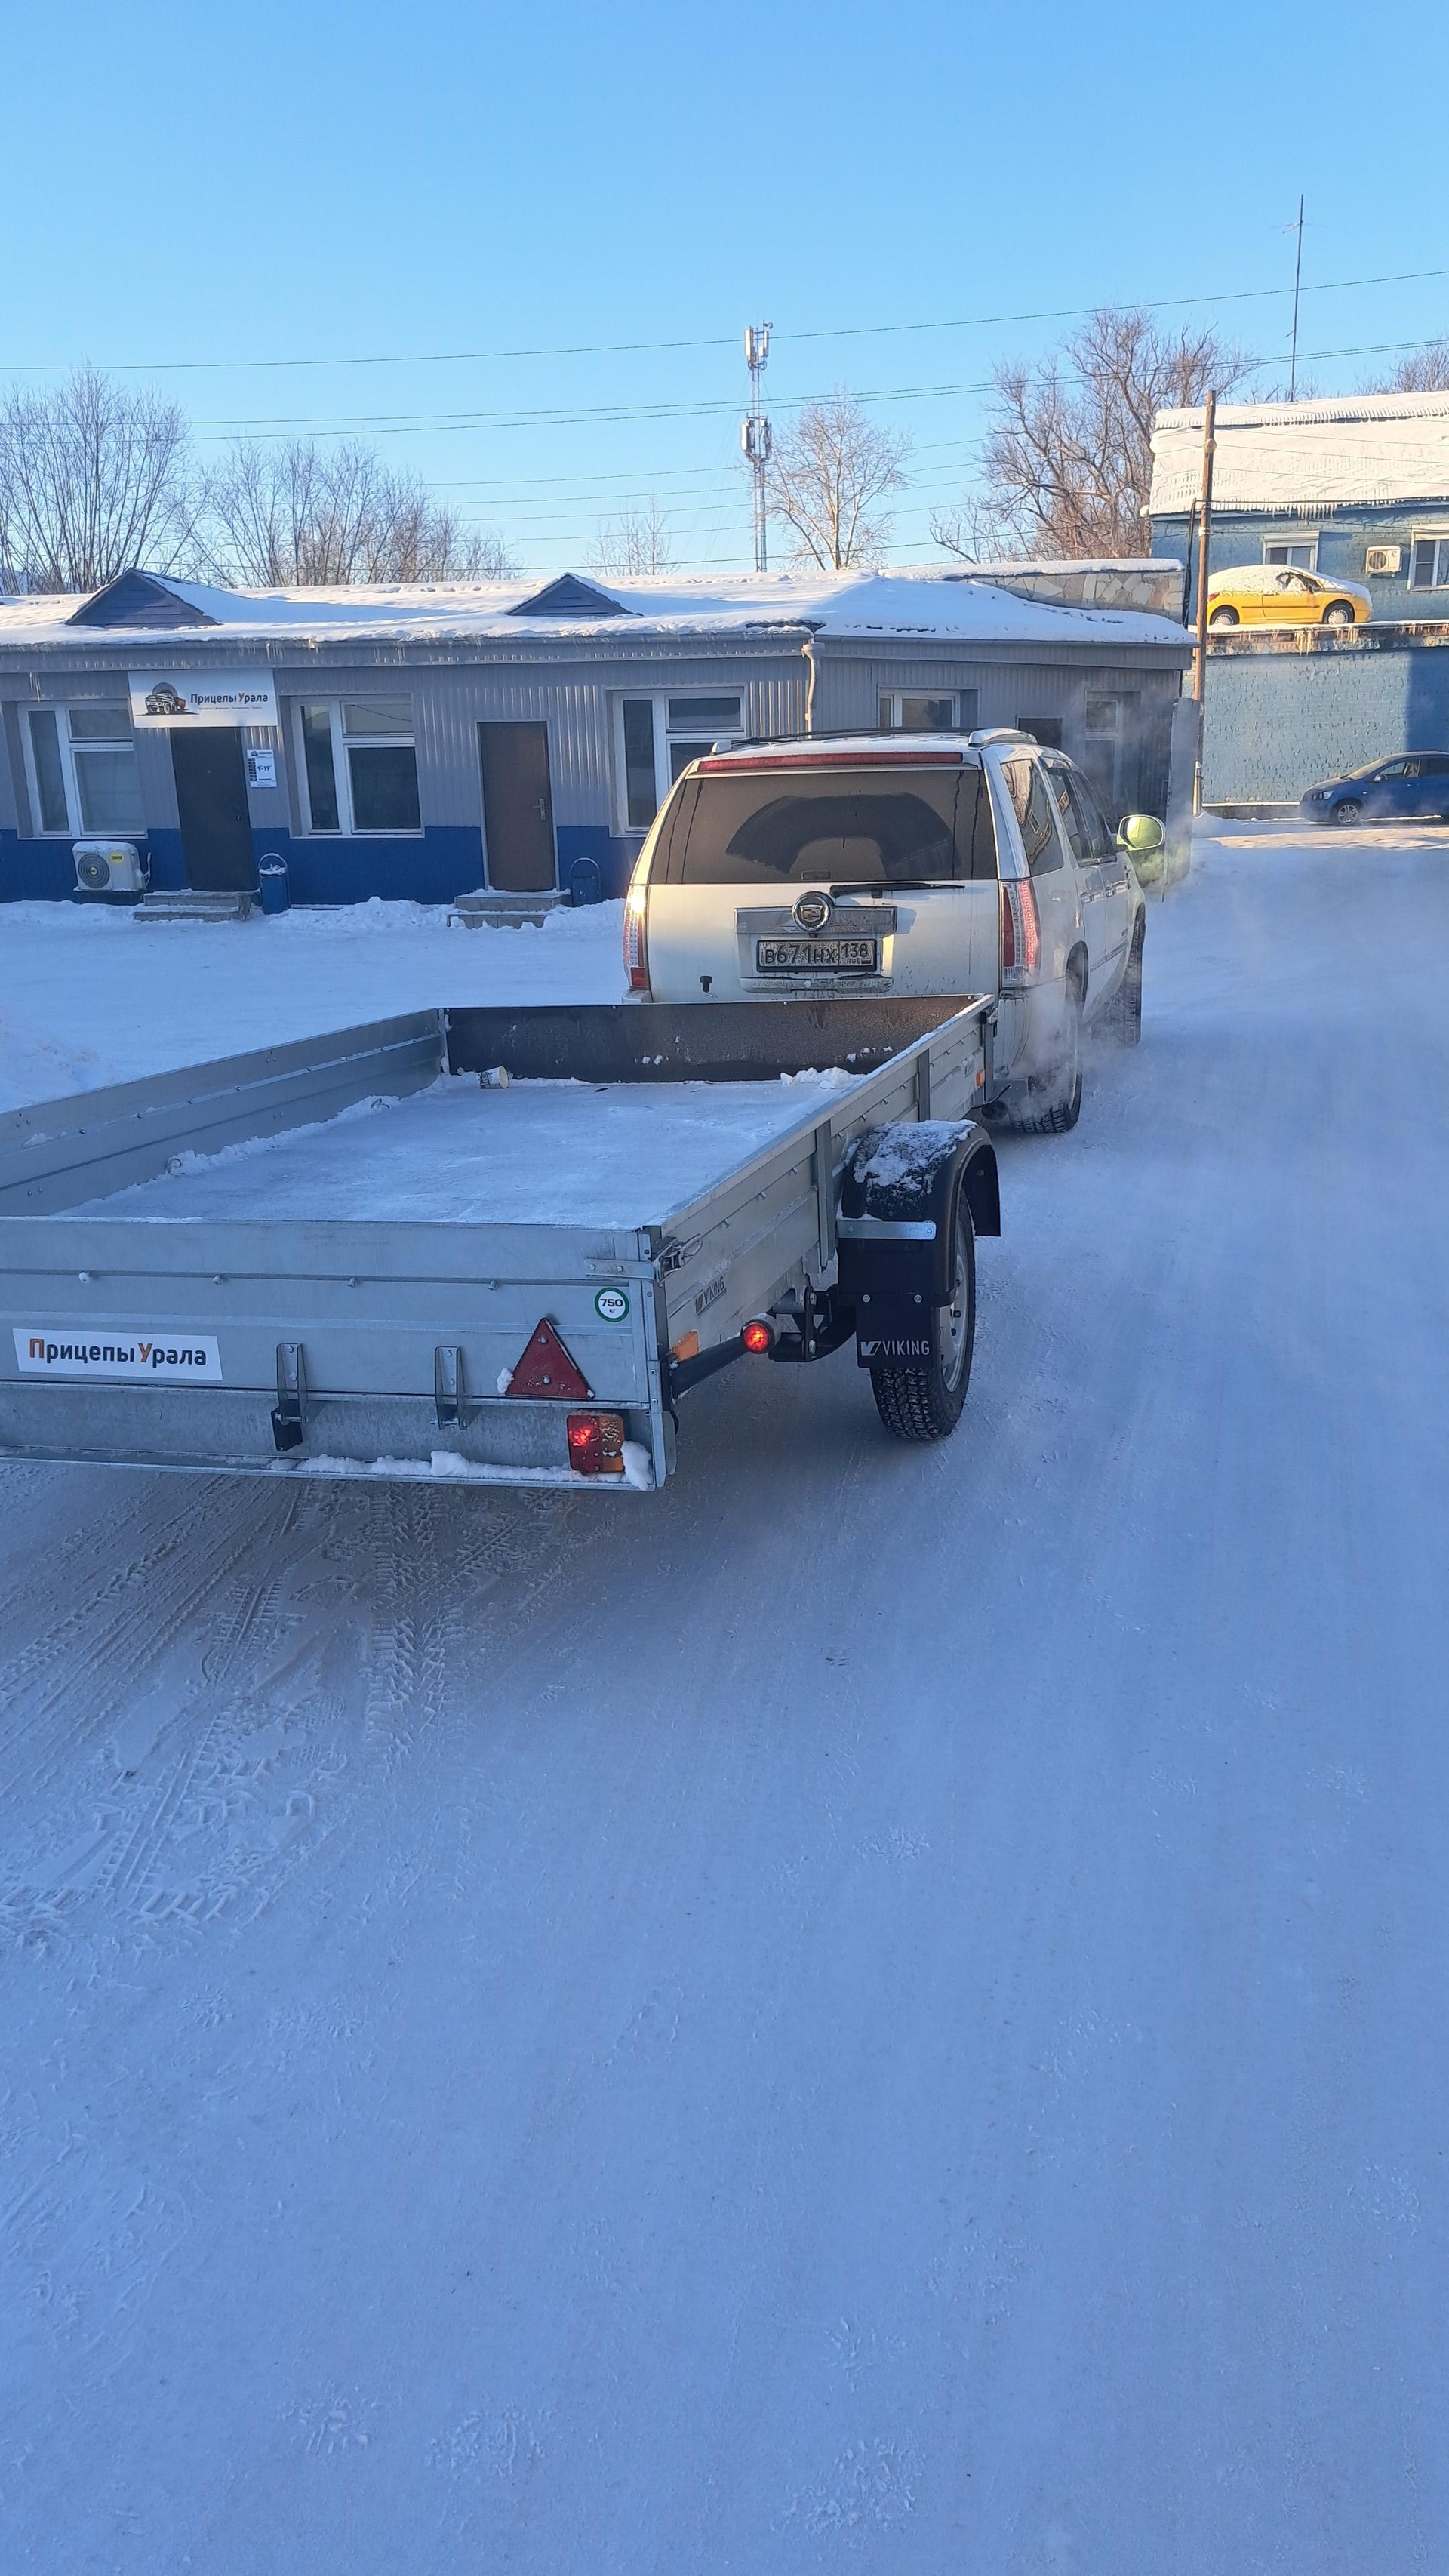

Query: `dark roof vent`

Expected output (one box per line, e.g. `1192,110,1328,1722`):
506,573,632,620
67,570,217,629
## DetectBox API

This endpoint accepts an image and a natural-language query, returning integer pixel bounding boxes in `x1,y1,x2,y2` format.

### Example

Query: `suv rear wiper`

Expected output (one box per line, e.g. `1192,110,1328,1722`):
828,880,964,896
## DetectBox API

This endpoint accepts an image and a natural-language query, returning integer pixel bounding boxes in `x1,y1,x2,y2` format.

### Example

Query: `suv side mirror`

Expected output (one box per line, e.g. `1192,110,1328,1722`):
1121,819,1168,860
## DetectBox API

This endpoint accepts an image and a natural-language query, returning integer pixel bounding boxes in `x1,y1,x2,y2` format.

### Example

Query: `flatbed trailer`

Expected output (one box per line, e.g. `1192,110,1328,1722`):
0,996,1000,1491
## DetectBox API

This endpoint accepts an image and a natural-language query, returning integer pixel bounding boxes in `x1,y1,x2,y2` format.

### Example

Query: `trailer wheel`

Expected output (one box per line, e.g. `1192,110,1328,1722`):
870,1196,976,1441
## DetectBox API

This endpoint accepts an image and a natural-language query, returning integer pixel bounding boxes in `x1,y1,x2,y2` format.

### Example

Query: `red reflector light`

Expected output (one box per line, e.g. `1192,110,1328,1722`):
566,1411,626,1474
742,1318,775,1354
506,1316,592,1401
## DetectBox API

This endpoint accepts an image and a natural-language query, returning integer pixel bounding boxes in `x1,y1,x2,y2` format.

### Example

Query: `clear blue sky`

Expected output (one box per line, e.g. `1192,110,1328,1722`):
4,0,1447,575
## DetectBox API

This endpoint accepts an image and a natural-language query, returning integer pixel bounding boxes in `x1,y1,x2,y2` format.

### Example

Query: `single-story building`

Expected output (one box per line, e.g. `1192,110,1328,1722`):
1149,392,1449,623
0,565,1190,906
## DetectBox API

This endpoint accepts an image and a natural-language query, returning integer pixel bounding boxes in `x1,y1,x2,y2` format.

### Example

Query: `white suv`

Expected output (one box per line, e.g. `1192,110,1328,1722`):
623,729,1156,1131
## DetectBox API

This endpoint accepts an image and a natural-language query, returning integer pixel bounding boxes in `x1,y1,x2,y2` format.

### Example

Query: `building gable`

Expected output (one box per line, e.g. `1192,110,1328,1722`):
67,571,217,629
506,574,632,620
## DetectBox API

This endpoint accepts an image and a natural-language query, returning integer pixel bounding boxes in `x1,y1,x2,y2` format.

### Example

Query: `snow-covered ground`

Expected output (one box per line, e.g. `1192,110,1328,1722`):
0,895,628,1111
2,833,1447,2571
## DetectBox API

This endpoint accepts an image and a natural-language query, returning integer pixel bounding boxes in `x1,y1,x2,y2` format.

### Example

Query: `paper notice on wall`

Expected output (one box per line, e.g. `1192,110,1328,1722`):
129,672,278,728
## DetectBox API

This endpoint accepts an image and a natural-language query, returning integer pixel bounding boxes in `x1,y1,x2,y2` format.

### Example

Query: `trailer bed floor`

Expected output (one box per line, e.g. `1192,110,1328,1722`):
69,1069,862,1230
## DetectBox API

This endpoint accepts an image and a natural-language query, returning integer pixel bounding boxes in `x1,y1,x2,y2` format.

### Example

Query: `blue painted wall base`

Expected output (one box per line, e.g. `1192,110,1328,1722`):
3,817,639,907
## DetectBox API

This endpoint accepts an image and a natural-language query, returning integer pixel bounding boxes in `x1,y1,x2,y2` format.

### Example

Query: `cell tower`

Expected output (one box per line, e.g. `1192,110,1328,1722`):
742,322,772,574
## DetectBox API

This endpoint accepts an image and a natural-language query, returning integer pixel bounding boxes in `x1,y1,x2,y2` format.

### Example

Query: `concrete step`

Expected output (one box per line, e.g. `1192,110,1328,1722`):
450,888,568,930
133,890,255,924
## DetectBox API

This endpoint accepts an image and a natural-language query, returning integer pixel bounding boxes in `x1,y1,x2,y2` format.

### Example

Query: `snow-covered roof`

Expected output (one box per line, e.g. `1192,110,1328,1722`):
1150,392,1449,517
0,565,1189,653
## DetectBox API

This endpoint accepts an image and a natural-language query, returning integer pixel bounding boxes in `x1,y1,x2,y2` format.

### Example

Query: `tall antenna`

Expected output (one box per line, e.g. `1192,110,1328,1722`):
742,322,772,573
1287,195,1305,401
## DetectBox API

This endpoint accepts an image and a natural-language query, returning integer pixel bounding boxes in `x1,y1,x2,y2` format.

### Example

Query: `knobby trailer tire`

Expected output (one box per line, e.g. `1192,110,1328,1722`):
870,1201,976,1442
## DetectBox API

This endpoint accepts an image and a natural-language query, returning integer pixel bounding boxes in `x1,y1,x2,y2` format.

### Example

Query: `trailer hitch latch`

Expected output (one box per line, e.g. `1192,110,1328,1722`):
272,1342,309,1453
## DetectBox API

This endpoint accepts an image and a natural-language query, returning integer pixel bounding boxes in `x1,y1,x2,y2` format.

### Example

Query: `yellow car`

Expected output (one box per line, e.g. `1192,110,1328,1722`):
1206,565,1371,628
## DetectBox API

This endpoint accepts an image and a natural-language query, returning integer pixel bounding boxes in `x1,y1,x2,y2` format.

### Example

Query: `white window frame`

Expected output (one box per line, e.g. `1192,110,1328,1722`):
1261,536,1319,570
1408,531,1449,590
611,689,746,833
878,689,971,733
291,695,423,836
20,700,144,837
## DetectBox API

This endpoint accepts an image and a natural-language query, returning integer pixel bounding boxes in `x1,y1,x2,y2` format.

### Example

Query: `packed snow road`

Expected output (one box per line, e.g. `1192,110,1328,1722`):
2,836,1446,2573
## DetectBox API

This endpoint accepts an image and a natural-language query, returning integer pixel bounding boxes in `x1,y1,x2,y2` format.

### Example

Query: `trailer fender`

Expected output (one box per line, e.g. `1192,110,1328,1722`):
835,1120,999,1319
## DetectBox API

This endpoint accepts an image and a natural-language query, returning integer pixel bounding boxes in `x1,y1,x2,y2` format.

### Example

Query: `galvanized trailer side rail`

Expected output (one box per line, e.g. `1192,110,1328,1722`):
0,1012,445,1217
650,999,993,1360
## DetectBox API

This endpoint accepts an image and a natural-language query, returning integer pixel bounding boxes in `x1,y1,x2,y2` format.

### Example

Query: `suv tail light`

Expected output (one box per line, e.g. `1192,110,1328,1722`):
623,876,649,992
1000,877,1041,983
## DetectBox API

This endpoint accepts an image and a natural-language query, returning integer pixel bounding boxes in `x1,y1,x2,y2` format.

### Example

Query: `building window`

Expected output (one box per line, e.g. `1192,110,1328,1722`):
1263,539,1318,569
1082,691,1139,820
23,703,145,836
294,697,420,833
614,692,744,829
878,691,977,733
1409,536,1449,589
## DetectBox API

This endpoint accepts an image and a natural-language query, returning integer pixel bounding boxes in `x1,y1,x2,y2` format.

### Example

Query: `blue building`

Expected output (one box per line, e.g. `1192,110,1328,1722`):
1149,392,1449,623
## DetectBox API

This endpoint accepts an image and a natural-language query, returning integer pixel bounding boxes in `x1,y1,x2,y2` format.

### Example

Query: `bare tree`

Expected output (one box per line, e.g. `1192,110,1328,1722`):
196,439,515,586
0,368,193,591
1366,337,1449,394
589,498,673,576
935,310,1254,561
765,392,910,570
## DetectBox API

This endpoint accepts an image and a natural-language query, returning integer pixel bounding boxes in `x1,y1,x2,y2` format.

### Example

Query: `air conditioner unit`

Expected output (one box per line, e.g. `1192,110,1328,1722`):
1365,546,1402,577
73,840,148,895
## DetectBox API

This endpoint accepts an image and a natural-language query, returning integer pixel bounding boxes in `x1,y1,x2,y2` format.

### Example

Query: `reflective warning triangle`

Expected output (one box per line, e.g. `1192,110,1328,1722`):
506,1317,592,1401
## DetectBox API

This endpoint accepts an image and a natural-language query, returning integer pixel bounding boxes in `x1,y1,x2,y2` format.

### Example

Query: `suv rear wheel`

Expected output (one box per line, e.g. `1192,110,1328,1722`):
1106,918,1145,1045
870,1199,975,1442
1014,979,1083,1134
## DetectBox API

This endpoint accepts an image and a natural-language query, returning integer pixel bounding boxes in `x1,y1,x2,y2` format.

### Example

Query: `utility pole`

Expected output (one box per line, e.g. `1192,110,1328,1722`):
742,322,772,574
1288,195,1305,401
1191,389,1217,817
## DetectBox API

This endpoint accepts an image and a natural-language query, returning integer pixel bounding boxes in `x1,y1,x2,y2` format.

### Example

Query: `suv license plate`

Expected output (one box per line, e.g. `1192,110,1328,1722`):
755,937,878,973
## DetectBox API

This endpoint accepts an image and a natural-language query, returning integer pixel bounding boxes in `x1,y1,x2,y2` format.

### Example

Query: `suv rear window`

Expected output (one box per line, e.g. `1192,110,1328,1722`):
666,765,998,885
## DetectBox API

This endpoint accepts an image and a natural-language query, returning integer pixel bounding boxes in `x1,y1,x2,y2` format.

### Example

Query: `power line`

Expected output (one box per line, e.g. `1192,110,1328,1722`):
180,334,1449,445
4,262,1448,380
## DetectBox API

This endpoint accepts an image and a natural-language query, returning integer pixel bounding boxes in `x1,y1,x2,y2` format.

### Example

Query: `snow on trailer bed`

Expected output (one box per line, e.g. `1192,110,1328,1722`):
70,1068,863,1231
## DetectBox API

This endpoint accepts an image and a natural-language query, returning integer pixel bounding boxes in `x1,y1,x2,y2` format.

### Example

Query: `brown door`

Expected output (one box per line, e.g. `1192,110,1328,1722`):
478,721,556,891
170,728,254,891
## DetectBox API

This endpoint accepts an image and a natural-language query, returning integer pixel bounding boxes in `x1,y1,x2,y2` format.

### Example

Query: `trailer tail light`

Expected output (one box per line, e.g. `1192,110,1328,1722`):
623,888,649,991
1000,876,1041,983
566,1411,626,1474
742,1317,776,1354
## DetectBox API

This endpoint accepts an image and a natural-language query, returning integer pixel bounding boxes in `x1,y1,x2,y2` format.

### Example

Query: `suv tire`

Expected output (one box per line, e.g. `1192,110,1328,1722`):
870,1199,975,1442
1106,919,1145,1046
1014,980,1084,1134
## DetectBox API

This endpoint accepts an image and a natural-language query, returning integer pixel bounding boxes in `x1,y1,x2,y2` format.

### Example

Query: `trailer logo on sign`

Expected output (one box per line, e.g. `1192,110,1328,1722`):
14,1329,223,1383
128,672,279,728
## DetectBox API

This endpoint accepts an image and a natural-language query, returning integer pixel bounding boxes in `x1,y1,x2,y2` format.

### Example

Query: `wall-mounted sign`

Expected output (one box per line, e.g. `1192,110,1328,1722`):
245,747,278,789
128,671,278,728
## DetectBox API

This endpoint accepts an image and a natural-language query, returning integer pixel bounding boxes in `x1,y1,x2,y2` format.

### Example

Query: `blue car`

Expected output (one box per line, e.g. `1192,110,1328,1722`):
1300,752,1449,826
